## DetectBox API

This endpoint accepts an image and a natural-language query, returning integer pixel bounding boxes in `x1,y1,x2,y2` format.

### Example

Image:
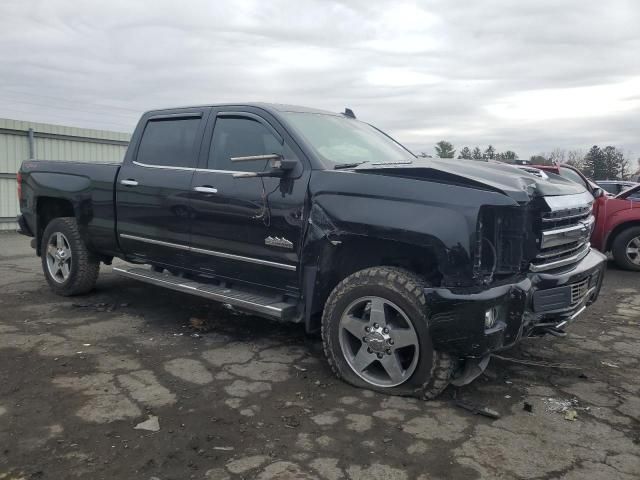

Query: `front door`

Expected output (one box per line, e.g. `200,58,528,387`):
188,109,310,293
116,109,208,267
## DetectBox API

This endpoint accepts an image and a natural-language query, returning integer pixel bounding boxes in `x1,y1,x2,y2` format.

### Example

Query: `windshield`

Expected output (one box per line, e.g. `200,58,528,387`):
283,112,414,165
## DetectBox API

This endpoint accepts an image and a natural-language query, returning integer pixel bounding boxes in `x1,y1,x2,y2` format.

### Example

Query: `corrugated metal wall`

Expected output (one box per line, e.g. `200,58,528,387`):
0,118,131,230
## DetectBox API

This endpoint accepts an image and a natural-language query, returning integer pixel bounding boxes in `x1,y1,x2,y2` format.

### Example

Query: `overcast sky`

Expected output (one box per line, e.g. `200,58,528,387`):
1,0,639,160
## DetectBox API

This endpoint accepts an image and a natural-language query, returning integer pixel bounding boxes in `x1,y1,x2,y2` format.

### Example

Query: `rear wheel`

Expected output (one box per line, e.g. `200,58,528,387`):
321,266,455,399
611,226,640,271
41,217,100,296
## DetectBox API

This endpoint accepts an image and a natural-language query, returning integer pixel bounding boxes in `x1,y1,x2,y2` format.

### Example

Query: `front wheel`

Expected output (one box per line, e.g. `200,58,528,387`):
41,217,100,296
611,226,640,271
321,267,455,399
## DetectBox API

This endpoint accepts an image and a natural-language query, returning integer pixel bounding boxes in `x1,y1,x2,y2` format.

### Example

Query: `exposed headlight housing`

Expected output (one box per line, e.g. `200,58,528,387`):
484,307,498,329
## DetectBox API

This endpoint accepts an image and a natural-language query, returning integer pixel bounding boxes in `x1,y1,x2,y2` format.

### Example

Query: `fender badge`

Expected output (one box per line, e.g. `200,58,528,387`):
265,236,293,249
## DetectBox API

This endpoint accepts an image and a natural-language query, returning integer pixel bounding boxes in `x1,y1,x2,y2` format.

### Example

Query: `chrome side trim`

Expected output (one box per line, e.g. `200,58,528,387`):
132,160,246,175
530,243,591,272
119,233,297,271
120,234,189,251
132,161,195,172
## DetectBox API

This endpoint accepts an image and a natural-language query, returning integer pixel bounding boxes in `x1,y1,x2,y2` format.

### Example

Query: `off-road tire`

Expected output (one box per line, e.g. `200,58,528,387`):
611,226,640,271
321,266,456,399
41,217,100,296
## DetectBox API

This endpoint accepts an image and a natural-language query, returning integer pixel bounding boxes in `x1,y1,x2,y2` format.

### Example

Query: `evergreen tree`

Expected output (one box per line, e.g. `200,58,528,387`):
435,141,456,158
472,147,483,160
602,146,621,180
584,146,606,180
484,145,495,160
458,146,472,159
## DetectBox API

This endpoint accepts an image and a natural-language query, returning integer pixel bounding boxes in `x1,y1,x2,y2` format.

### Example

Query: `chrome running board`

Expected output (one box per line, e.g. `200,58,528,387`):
113,266,296,321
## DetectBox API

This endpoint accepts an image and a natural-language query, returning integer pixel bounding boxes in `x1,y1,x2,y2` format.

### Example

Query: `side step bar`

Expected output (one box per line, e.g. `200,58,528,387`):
113,266,297,321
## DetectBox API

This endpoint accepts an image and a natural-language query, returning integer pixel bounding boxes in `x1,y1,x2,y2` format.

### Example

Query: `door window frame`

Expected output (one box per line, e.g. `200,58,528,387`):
129,110,208,171
197,109,309,176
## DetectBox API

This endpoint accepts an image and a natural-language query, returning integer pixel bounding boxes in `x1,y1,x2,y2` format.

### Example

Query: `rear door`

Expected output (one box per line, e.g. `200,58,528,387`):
188,108,310,293
116,108,209,267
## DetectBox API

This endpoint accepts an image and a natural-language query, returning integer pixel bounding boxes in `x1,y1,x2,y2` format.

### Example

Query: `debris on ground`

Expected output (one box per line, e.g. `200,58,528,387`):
454,398,501,419
601,361,620,368
71,302,125,312
189,317,210,331
212,446,234,451
492,354,582,370
544,397,578,413
543,397,589,417
523,402,533,413
282,415,300,428
134,416,160,432
564,409,578,421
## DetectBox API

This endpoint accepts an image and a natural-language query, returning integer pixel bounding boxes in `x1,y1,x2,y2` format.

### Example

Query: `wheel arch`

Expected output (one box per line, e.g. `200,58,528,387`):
35,197,76,256
302,234,442,333
605,220,640,252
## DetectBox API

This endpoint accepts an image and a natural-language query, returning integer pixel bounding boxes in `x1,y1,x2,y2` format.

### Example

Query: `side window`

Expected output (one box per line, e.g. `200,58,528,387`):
599,183,617,194
136,117,200,168
209,117,287,172
559,167,588,189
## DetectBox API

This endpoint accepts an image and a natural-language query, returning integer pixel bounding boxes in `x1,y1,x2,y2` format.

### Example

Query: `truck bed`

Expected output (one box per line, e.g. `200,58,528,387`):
19,160,122,256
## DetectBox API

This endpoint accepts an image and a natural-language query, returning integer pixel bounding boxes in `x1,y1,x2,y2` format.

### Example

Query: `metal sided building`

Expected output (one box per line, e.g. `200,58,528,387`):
0,118,131,230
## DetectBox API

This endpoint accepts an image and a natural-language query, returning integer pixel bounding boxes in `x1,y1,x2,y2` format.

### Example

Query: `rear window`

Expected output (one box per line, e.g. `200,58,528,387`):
136,117,201,168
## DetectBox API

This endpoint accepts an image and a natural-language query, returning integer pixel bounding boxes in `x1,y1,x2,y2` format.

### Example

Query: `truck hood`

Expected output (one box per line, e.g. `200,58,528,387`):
353,158,587,203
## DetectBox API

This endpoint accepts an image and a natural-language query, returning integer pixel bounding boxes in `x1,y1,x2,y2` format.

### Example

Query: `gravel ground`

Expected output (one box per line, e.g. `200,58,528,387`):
0,231,638,480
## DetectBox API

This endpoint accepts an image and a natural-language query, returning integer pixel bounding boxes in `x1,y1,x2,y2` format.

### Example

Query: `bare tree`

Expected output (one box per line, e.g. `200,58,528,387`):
566,149,585,171
548,148,566,164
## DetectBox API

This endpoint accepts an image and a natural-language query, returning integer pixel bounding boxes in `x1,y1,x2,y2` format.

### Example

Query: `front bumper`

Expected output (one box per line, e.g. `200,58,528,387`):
424,249,607,358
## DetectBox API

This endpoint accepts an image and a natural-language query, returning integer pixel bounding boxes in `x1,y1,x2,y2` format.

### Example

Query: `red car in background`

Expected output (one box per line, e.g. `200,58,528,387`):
534,164,640,271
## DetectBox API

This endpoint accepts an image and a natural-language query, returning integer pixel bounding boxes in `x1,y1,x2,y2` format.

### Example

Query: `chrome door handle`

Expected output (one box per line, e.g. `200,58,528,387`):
120,179,139,186
193,186,218,194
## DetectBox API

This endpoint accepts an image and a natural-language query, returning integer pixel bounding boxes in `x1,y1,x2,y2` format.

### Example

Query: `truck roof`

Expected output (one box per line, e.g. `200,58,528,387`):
145,102,341,117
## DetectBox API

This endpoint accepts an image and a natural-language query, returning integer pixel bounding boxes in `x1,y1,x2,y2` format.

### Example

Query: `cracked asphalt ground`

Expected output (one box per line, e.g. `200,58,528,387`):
0,232,639,480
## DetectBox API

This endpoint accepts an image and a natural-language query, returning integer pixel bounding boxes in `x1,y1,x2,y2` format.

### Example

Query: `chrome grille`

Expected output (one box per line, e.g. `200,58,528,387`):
570,278,590,305
530,192,594,272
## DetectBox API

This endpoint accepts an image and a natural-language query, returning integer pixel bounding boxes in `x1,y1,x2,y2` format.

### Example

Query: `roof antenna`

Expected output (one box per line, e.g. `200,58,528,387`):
343,108,356,119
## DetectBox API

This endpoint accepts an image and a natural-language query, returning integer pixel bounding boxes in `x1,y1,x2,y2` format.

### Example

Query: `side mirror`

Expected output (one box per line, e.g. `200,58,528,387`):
591,187,605,198
230,154,297,178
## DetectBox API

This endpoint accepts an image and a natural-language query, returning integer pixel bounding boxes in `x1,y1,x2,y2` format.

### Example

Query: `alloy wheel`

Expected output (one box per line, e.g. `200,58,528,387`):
338,296,419,387
626,235,640,265
46,232,72,283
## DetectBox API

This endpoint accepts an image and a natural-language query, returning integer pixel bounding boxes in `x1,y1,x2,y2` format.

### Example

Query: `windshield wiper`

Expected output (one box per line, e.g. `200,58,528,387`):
334,160,414,170
334,161,369,170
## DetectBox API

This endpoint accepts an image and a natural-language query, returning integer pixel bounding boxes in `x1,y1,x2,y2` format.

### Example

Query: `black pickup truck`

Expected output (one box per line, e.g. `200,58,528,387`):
17,103,606,398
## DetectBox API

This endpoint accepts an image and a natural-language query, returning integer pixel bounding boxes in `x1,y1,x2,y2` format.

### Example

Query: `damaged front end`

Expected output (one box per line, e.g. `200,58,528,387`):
426,192,606,384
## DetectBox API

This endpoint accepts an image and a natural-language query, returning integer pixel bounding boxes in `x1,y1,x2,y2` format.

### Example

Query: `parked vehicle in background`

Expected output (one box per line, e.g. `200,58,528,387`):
533,165,640,271
16,103,607,398
591,185,640,271
533,164,599,191
596,180,639,196
513,165,549,179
